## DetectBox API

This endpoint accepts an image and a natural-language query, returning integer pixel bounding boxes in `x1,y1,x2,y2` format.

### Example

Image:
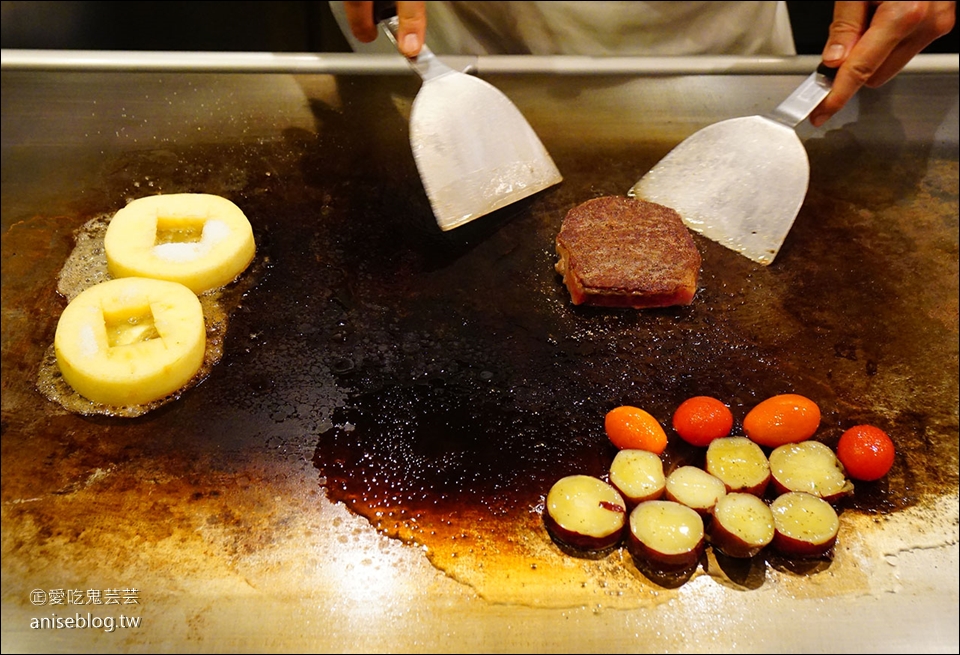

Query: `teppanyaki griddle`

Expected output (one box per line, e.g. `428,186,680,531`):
2,54,958,653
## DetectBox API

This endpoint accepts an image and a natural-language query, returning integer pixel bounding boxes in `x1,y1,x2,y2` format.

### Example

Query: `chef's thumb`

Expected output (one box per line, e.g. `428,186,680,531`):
395,1,427,57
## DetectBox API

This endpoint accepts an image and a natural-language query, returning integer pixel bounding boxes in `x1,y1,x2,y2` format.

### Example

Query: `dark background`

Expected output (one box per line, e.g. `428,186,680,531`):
2,1,957,54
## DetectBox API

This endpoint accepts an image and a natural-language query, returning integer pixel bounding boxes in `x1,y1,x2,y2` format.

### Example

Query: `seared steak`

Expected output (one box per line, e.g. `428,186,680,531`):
555,196,701,308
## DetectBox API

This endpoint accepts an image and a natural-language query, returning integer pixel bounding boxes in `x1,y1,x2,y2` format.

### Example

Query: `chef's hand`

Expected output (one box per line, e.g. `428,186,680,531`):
809,1,956,127
343,1,427,57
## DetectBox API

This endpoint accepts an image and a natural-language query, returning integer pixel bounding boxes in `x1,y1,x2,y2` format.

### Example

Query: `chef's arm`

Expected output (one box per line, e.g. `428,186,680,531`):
810,1,956,127
342,1,426,57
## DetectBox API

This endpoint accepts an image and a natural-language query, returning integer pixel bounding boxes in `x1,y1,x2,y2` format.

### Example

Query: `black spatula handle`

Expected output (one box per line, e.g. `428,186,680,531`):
373,1,397,23
816,62,839,80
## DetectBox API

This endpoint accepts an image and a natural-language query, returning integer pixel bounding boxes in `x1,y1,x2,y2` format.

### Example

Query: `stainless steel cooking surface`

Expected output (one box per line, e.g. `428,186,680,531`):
2,53,958,653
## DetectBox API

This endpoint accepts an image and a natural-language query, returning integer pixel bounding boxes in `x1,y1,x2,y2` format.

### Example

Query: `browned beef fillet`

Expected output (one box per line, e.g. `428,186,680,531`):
555,196,701,308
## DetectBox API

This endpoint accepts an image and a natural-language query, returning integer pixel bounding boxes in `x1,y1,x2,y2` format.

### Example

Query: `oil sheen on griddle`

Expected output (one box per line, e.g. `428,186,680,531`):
309,147,957,576
36,214,263,418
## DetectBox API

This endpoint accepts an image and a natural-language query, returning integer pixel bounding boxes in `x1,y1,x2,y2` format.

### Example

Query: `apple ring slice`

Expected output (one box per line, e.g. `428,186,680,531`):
105,193,255,294
54,277,206,406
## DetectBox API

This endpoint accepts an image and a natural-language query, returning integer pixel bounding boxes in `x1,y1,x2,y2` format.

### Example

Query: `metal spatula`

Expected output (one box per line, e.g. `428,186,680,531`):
629,65,835,265
379,14,562,231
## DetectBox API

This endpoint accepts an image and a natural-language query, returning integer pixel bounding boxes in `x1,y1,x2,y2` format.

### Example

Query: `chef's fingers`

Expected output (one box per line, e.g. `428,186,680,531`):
343,2,378,43
810,1,956,127
342,2,426,55
861,1,956,86
820,0,874,66
394,2,427,57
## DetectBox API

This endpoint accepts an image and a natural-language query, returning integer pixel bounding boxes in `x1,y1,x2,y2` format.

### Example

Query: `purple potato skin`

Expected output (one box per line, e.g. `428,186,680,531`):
543,505,625,552
709,516,770,559
664,488,718,517
612,482,665,508
771,529,837,559
718,473,770,498
769,475,853,504
627,528,704,572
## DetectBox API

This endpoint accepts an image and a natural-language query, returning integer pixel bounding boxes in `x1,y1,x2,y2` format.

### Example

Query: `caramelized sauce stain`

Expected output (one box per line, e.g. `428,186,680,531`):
2,89,956,611
310,144,957,600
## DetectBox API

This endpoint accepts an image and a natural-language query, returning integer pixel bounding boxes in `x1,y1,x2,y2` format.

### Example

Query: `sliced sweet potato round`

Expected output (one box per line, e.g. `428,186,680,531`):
769,440,854,503
710,492,775,559
609,449,666,506
664,465,727,516
628,500,705,572
544,475,627,552
705,436,771,496
770,491,840,559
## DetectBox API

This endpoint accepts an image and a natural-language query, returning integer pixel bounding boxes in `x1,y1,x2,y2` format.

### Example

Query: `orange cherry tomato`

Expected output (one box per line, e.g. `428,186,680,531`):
836,425,895,481
743,394,820,448
605,406,668,455
671,396,734,447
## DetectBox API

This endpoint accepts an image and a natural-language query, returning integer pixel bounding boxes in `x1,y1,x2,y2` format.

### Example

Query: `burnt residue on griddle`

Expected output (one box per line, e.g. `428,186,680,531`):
2,72,956,601
315,383,611,534
308,131,957,572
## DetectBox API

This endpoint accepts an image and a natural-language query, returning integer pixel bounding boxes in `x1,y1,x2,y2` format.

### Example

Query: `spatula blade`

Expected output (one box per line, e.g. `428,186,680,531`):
411,73,562,231
629,116,809,265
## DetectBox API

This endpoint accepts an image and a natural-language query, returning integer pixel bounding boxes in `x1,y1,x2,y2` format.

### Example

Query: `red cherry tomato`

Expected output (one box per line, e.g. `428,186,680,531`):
836,425,895,481
672,396,734,447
